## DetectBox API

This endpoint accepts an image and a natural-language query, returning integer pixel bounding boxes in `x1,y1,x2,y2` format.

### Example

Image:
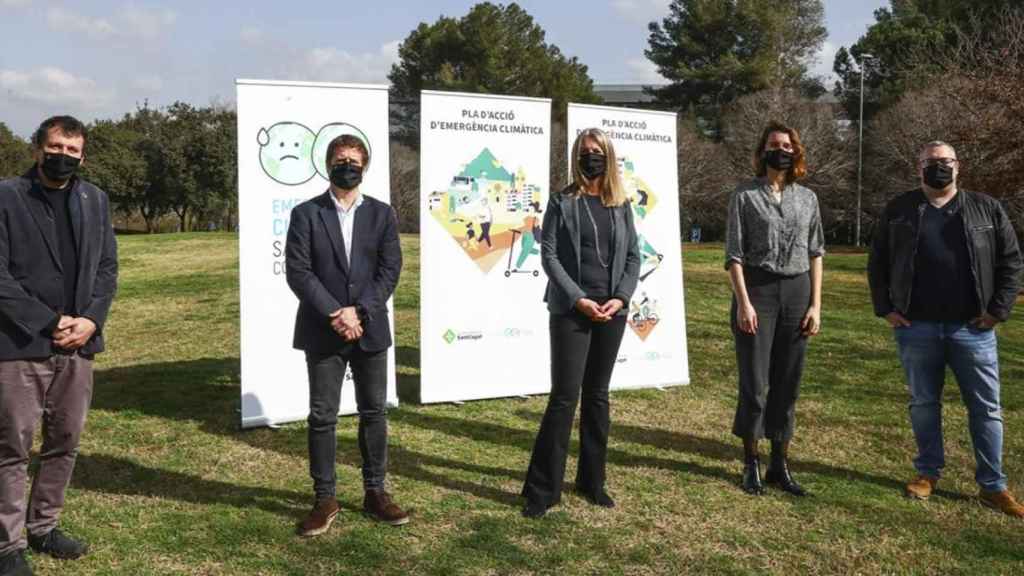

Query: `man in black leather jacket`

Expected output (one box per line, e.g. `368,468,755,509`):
868,140,1023,518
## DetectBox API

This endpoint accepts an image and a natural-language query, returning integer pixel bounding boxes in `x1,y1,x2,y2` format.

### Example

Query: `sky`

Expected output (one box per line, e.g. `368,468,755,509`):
0,0,889,137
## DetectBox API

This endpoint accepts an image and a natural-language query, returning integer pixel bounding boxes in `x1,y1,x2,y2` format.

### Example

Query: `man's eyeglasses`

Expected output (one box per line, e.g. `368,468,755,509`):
920,158,958,168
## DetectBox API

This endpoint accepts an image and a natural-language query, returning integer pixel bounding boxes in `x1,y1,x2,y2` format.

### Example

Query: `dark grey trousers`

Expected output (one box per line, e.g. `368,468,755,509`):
731,267,810,442
0,354,93,556
523,312,627,507
306,348,388,499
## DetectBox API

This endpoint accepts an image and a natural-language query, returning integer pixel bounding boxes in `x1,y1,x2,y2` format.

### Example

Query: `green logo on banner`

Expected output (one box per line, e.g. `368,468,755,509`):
443,329,457,344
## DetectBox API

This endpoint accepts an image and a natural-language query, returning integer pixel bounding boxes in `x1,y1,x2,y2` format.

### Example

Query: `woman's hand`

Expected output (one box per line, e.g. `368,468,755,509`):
737,301,758,334
576,298,611,322
599,298,624,317
801,305,820,337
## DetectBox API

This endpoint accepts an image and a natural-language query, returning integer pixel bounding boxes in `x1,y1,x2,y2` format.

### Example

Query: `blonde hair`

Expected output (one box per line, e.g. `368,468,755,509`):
569,128,627,207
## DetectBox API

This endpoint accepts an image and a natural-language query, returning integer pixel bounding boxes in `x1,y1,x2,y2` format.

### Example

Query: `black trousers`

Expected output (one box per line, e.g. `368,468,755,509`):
731,267,810,442
306,347,389,498
523,312,627,507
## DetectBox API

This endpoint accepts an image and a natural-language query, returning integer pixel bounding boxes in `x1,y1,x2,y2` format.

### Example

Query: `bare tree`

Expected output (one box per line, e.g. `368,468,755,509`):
389,141,420,233
677,122,733,240
864,8,1024,234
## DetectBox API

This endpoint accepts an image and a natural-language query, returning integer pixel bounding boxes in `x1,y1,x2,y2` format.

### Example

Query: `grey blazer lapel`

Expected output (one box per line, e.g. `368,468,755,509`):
560,193,581,272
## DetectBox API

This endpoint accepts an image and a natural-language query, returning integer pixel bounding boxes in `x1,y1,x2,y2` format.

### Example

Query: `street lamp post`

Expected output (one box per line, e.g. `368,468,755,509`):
856,53,875,247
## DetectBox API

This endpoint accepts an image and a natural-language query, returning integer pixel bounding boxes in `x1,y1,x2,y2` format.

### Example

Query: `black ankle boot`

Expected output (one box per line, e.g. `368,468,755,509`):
741,456,764,495
766,445,807,497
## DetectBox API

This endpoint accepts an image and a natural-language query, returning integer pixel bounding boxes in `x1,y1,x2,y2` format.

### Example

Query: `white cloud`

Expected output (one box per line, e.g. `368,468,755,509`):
810,40,838,82
625,57,664,84
610,0,671,25
295,40,401,84
0,67,114,108
46,4,176,42
1,0,32,8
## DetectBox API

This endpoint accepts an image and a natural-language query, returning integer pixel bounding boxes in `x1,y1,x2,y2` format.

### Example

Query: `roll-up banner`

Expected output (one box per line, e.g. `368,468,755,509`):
566,103,690,390
419,90,552,403
236,79,397,428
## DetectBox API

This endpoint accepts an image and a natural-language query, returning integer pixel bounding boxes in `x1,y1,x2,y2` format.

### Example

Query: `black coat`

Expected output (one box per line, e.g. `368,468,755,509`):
868,188,1024,321
285,191,402,354
0,169,118,360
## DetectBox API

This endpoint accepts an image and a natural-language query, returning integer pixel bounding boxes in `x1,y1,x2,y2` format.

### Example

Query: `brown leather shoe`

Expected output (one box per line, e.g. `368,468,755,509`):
905,475,938,500
297,497,340,537
363,489,410,526
979,490,1024,518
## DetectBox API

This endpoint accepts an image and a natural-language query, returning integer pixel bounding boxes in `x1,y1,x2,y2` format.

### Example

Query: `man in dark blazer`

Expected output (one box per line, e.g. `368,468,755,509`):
285,134,406,537
0,116,118,576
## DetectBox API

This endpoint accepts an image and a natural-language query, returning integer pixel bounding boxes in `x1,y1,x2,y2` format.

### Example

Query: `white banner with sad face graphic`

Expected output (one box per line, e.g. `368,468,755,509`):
236,79,396,428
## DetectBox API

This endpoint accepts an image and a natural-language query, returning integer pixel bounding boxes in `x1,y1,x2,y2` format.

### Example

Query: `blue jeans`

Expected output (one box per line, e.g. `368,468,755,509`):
895,321,1007,492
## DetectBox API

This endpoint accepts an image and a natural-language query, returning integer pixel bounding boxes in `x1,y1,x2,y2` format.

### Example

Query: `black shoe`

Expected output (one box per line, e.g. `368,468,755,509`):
521,499,547,519
742,457,765,495
765,459,807,497
27,528,88,560
575,488,615,508
0,550,32,576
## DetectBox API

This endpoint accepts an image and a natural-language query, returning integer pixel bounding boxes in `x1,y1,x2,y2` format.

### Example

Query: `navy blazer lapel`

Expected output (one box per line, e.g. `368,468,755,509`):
23,183,63,272
317,192,350,277
349,198,373,275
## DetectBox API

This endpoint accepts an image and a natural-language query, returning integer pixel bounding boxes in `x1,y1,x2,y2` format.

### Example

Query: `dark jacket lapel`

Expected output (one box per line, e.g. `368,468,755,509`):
349,197,373,276
23,175,63,272
68,181,87,309
316,191,350,277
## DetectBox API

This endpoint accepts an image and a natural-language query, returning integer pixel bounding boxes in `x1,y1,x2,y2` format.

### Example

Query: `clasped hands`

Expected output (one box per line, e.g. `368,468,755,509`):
575,298,624,323
330,307,363,341
52,315,97,351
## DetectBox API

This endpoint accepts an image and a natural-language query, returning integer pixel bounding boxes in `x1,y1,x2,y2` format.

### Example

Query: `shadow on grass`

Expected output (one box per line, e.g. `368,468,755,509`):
90,357,520,509
389,409,736,485
513,409,973,501
70,453,307,518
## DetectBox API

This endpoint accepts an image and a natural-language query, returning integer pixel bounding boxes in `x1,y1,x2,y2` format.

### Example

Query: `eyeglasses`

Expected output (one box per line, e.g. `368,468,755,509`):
920,158,958,168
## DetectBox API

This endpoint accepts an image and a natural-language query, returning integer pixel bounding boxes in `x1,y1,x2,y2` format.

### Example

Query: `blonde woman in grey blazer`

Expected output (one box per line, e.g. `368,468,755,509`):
521,128,641,518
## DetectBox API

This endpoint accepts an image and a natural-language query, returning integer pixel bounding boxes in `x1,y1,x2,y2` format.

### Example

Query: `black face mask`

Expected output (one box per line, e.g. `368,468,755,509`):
330,162,363,190
579,152,607,180
923,163,955,190
40,153,81,183
763,149,794,172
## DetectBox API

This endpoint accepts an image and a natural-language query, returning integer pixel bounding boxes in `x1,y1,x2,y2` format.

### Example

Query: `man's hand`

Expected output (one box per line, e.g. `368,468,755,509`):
801,305,821,337
51,315,74,339
330,307,362,340
341,324,364,342
885,311,912,328
53,317,96,350
599,298,624,318
971,311,999,331
576,298,610,322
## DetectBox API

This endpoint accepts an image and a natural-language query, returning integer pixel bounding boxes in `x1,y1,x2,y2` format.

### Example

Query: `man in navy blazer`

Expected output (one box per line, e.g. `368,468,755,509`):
285,134,406,536
0,116,118,576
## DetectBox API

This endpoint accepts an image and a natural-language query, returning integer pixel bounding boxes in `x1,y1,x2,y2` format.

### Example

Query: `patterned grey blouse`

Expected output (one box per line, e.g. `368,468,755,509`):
725,178,825,275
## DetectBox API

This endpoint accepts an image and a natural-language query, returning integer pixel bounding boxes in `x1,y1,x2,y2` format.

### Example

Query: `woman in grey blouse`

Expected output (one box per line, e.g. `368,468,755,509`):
725,121,825,497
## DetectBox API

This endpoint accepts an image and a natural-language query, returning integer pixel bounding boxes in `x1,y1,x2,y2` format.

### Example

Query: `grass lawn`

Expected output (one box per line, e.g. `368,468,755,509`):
27,233,1024,575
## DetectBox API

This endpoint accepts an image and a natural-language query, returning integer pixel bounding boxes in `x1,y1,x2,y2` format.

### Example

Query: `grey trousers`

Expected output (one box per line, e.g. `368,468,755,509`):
0,354,93,555
731,267,810,442
306,348,389,498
